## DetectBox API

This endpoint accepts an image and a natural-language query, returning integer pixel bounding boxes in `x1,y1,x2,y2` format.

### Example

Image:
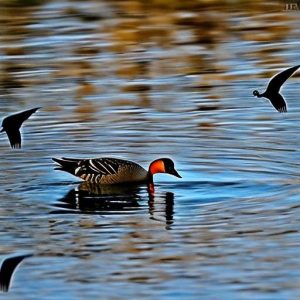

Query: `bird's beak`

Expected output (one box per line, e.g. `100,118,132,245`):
170,168,182,178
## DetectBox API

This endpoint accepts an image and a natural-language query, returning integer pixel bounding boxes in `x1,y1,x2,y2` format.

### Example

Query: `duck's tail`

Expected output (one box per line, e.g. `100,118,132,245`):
52,157,79,174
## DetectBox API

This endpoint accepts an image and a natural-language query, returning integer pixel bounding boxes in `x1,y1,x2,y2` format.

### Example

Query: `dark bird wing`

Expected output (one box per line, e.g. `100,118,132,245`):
15,107,40,126
266,65,300,94
269,93,287,113
1,107,40,148
1,107,40,130
0,254,32,292
5,128,21,148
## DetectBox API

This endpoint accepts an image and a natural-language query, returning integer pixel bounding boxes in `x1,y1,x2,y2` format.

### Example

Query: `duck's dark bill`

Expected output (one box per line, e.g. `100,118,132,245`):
171,169,182,178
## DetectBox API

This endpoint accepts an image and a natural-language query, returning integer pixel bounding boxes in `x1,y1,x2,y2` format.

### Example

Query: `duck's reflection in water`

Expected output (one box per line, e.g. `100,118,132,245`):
52,182,142,213
148,192,174,229
51,182,175,227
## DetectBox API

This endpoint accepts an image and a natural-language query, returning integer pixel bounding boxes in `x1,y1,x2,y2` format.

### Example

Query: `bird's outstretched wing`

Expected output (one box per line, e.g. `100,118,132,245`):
1,107,40,148
7,107,40,129
5,128,21,148
266,65,300,94
1,107,40,130
270,93,287,113
0,254,32,292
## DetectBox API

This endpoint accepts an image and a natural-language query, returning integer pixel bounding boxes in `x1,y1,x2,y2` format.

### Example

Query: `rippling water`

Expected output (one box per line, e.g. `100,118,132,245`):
1,0,300,299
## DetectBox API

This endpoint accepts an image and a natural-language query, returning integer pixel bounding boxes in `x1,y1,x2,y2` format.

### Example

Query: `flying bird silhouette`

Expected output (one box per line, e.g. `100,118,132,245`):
0,254,32,292
1,107,40,148
253,65,300,112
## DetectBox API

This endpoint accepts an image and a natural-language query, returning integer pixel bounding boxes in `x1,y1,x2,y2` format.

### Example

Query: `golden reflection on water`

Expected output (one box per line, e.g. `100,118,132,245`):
0,0,296,105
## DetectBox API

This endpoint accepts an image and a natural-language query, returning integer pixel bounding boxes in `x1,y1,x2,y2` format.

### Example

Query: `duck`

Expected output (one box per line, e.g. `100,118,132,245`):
253,65,300,112
52,157,181,184
1,107,40,148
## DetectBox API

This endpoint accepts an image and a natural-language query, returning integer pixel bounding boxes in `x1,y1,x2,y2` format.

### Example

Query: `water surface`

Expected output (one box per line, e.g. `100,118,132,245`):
0,0,300,299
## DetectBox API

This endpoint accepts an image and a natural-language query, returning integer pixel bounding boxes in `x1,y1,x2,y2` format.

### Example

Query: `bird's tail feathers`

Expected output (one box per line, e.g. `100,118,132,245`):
52,157,79,174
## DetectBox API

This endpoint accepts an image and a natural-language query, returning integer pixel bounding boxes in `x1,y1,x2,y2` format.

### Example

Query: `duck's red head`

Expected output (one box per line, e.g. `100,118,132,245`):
149,158,181,179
